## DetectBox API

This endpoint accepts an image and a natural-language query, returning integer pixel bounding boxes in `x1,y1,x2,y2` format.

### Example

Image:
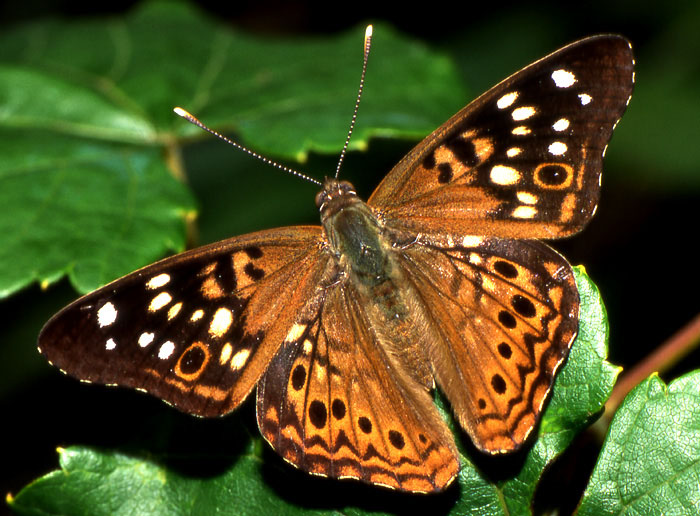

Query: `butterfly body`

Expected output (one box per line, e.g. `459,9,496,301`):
320,178,438,386
39,35,634,493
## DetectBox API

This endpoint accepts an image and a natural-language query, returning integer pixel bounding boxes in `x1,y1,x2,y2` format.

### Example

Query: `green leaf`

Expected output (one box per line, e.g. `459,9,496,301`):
0,131,194,296
9,445,312,516
577,371,700,515
10,267,615,515
0,1,466,298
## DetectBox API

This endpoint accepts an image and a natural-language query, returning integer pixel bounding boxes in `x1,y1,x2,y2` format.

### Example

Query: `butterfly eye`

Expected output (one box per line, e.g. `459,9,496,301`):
315,189,329,209
315,180,357,215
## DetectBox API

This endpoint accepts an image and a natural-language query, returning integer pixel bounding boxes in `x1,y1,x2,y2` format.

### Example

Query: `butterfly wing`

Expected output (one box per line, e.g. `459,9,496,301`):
39,226,330,417
256,280,459,492
396,236,579,453
368,35,634,240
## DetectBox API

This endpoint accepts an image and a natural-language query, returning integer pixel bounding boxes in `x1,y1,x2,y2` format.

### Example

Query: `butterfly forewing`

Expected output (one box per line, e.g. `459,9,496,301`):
39,226,328,417
369,35,634,240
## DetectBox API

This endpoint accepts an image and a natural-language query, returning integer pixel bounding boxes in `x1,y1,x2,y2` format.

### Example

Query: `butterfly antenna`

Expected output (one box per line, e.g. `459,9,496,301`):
173,107,323,187
334,24,373,179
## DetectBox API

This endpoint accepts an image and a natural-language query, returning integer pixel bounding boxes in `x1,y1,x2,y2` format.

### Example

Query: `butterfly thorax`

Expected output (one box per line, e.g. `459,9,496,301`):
317,178,434,388
317,179,390,287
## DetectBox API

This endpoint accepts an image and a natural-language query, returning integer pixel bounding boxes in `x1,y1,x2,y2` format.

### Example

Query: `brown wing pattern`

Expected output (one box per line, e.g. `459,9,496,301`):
256,281,459,492
39,226,328,417
396,236,579,453
369,36,634,240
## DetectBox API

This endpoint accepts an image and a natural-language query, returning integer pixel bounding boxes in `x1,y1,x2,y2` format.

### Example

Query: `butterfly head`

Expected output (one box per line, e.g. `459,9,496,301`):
315,178,359,220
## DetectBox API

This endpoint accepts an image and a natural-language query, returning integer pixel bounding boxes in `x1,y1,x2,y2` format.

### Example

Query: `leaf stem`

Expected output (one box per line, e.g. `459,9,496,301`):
594,311,700,437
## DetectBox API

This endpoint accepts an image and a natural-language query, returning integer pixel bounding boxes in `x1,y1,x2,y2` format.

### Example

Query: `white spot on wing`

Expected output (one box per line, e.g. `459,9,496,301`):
511,106,536,121
105,338,117,350
146,273,170,290
548,141,567,155
497,91,518,109
209,307,233,338
506,147,522,158
461,236,484,248
158,341,175,360
149,292,172,312
578,93,592,105
517,192,538,205
138,332,155,348
190,309,204,322
551,69,576,88
220,342,233,365
512,126,531,136
513,206,537,219
97,302,117,327
168,302,183,320
552,118,570,132
231,349,251,370
490,165,521,185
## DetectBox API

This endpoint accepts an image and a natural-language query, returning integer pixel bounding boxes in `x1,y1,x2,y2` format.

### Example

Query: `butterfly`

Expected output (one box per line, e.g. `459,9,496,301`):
39,31,634,493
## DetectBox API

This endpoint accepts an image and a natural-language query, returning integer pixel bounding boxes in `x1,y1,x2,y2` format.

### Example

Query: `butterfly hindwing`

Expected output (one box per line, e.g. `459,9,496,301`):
39,226,328,417
369,35,634,240
396,235,579,452
257,281,459,492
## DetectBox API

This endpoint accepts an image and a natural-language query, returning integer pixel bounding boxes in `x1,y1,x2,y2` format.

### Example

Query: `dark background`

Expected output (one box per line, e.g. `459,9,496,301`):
2,1,698,514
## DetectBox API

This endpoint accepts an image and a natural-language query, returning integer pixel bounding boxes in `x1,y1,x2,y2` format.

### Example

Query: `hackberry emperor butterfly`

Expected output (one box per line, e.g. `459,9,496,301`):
39,29,634,493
